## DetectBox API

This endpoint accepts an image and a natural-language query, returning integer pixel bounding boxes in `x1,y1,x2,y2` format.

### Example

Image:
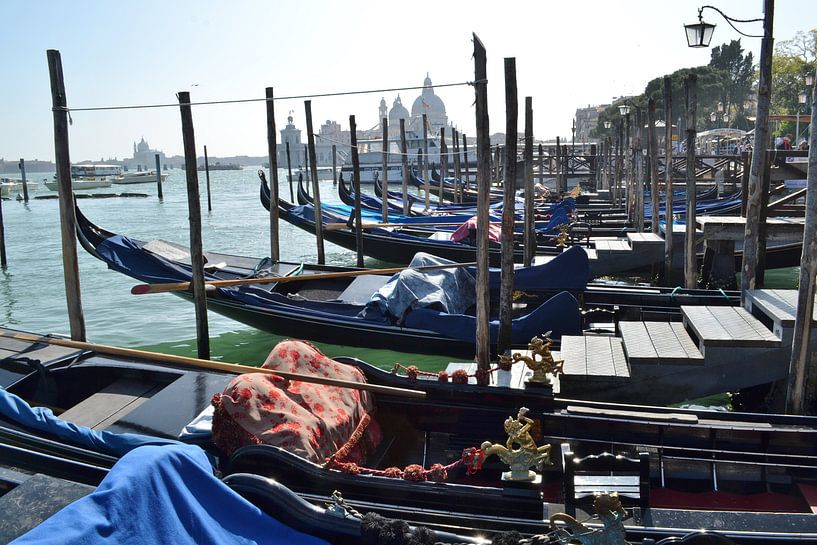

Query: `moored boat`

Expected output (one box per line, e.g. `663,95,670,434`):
0,327,814,544
111,170,169,184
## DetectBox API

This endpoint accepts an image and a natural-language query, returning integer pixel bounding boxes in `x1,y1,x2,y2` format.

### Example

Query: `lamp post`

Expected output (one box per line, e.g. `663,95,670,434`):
603,121,613,190
686,2,771,300
619,104,632,221
796,74,814,145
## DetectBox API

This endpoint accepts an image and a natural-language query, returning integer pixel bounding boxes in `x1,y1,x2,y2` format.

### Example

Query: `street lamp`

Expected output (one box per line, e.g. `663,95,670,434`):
619,104,631,116
684,5,762,48
603,120,612,130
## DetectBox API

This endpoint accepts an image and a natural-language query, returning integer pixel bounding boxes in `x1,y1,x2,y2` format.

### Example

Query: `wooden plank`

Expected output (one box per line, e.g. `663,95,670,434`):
559,336,587,376
585,336,616,376
619,322,659,363
565,405,698,423
669,322,705,363
610,338,630,377
747,289,817,328
645,322,691,363
682,306,733,343
59,377,161,429
708,306,780,344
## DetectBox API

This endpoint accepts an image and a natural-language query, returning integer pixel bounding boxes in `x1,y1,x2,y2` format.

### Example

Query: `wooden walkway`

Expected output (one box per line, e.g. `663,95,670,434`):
745,289,817,328
682,305,780,347
618,322,703,365
559,336,629,380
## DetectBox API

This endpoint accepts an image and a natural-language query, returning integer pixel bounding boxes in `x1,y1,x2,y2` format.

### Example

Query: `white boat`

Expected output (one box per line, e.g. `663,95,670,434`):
111,170,168,184
44,178,112,191
1,178,39,197
71,164,122,178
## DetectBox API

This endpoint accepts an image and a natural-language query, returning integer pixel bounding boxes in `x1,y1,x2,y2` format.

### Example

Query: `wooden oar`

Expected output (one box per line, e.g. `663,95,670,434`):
0,330,426,399
131,261,477,295
326,220,545,231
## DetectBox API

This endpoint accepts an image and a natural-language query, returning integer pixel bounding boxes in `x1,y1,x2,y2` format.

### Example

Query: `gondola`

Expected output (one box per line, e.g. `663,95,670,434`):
74,202,586,358
0,327,814,544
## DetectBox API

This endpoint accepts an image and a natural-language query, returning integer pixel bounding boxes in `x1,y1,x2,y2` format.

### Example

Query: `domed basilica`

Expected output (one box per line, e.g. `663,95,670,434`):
377,74,450,137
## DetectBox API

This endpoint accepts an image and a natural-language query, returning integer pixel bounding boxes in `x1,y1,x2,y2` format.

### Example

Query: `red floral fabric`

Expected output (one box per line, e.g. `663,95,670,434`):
212,340,380,464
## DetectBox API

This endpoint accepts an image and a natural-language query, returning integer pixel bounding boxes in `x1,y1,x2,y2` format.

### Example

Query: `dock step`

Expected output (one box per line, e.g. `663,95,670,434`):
618,321,704,365
559,335,630,380
682,305,780,348
626,232,664,246
746,289,817,329
593,239,631,252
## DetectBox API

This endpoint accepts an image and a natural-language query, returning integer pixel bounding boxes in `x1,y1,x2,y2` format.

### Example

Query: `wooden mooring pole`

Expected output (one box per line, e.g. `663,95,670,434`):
684,74,698,290
524,97,534,267
740,0,774,303
615,120,623,207
462,133,470,191
304,100,325,264
265,87,280,261
349,115,364,267
634,107,645,232
786,73,817,415
663,75,674,280
555,137,562,195
0,186,6,268
422,113,430,210
499,57,518,353
154,154,164,200
473,33,491,382
286,142,294,201
648,98,660,235
453,129,462,203
400,118,409,216
18,159,29,203
439,127,447,204
177,90,209,359
381,118,389,222
332,144,338,187
47,49,85,341
203,145,212,213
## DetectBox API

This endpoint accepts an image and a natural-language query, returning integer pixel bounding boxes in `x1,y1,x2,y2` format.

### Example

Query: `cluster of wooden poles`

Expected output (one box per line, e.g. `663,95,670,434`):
38,35,817,413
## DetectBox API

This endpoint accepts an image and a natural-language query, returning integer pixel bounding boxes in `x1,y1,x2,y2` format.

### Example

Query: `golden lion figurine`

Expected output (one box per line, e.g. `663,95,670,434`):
512,334,564,385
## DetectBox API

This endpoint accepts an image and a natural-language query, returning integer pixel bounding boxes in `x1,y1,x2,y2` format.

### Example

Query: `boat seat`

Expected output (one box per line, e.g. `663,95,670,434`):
561,443,650,517
336,275,391,305
58,377,163,430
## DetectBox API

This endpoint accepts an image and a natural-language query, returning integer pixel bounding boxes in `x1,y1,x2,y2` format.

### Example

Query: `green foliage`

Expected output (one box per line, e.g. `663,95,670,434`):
771,29,817,139
708,40,755,129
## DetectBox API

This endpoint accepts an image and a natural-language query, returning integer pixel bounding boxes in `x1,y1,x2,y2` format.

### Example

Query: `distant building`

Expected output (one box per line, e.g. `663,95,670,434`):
127,138,166,170
574,104,610,144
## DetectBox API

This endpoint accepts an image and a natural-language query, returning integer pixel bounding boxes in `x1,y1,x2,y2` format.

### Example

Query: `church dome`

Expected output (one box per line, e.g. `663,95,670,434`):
411,75,446,118
388,95,410,124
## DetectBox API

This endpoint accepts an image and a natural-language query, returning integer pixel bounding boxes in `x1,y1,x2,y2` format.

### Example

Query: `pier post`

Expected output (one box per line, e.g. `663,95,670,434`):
555,137,562,195
624,112,632,222
303,144,310,197
265,87,280,261
400,118,409,216
786,74,817,415
439,127,447,204
684,74,698,289
755,153,772,287
381,118,389,222
422,113,430,210
524,97,534,267
473,33,491,382
18,159,29,203
286,142,294,201
462,133,470,192
538,144,544,187
177,91,209,359
740,0,774,303
0,185,6,268
616,120,623,207
499,57,518,353
453,129,462,203
740,151,749,217
648,98,660,235
154,154,163,201
203,145,212,212
332,144,337,188
634,107,645,232
349,115,364,267
663,76,674,280
47,49,85,341
304,100,325,264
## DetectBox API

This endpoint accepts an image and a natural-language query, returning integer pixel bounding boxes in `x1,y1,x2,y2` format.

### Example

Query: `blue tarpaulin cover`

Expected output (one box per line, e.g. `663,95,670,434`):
365,252,476,322
0,387,178,457
11,444,329,545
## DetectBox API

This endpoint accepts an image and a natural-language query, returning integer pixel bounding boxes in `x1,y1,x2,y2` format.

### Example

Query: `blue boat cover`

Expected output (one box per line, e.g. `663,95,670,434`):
11,444,329,545
366,252,476,321
0,387,178,457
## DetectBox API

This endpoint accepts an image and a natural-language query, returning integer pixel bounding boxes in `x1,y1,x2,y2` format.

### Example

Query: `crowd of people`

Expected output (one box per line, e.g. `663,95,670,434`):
775,133,810,151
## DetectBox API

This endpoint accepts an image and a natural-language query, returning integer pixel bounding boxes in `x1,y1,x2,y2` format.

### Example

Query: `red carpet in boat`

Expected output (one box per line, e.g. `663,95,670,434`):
650,488,809,513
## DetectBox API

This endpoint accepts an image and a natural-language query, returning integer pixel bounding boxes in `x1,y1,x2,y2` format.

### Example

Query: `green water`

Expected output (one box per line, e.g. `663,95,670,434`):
0,169,450,371
0,169,800,375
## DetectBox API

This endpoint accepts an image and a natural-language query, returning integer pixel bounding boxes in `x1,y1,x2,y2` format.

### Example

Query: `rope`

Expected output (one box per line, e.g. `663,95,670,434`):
718,288,729,301
669,286,682,302
55,80,483,113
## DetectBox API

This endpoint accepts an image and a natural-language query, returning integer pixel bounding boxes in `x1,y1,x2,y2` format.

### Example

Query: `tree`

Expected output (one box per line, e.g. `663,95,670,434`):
771,29,817,139
708,40,755,130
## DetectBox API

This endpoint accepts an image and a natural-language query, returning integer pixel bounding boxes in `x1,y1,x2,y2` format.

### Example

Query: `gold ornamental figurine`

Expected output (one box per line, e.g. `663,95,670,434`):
480,407,552,482
511,334,564,385
549,493,631,545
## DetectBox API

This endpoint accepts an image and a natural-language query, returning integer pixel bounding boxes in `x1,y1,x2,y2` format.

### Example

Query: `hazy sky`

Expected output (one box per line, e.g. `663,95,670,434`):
0,0,811,162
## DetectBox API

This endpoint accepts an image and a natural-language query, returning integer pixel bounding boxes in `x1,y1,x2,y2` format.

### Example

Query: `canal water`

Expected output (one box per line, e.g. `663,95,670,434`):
0,168,799,374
